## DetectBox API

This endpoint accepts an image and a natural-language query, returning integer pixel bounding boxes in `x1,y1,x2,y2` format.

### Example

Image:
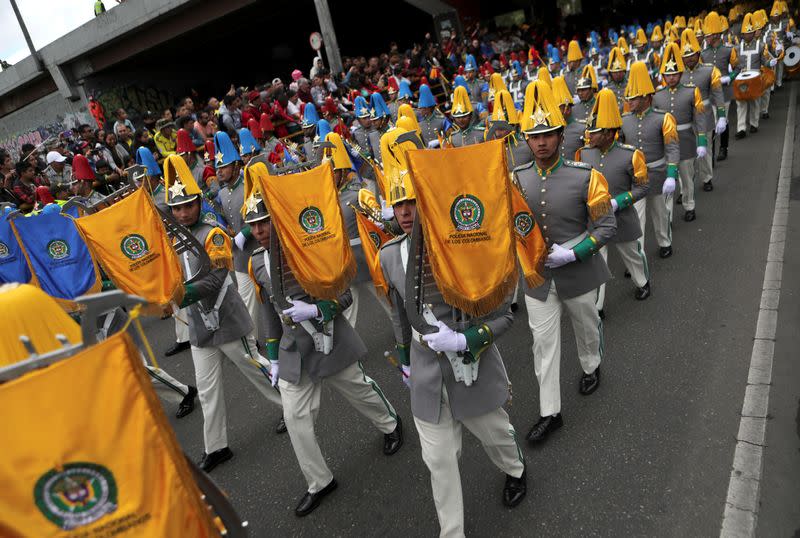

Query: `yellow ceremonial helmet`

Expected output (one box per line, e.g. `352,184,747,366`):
606,46,627,73
680,28,702,57
721,15,729,32
770,2,782,18
380,127,417,206
536,66,552,87
450,85,473,117
550,76,574,108
488,72,508,101
617,36,630,55
693,18,704,38
651,25,664,43
741,12,756,34
624,61,656,99
635,28,648,47
704,11,723,36
520,80,566,135
491,89,520,125
576,64,599,90
397,104,422,136
664,20,673,35
659,42,685,75
673,15,687,30
567,40,583,63
754,10,768,30
164,154,202,206
728,6,740,21
242,161,270,223
586,88,622,132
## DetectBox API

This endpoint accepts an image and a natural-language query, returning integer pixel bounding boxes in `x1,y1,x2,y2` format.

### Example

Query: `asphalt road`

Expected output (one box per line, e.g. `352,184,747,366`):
136,82,799,537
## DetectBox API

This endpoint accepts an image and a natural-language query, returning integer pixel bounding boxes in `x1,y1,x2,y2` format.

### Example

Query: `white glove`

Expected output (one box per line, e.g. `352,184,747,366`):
426,139,440,149
545,243,577,269
662,177,676,195
422,321,467,353
610,198,619,212
696,145,707,159
401,365,411,388
270,361,279,387
380,198,395,220
572,94,581,105
234,231,246,250
787,31,795,40
769,58,778,67
720,75,731,85
282,299,319,323
715,117,728,135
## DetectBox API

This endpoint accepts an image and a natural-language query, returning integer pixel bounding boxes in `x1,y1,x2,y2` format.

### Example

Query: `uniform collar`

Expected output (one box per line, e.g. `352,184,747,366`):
226,173,243,191
636,106,652,119
535,156,563,176
600,140,616,155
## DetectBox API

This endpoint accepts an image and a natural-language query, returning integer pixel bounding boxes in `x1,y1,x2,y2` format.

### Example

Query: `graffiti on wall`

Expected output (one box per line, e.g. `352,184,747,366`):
0,114,87,160
92,84,175,125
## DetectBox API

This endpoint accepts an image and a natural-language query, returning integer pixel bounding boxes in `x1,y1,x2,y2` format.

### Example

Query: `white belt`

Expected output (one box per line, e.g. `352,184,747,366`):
677,123,693,131
646,157,666,169
701,99,711,106
561,231,589,250
349,237,361,246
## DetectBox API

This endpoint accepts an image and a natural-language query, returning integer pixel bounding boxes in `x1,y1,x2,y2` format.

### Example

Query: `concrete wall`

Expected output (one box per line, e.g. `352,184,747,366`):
0,91,91,160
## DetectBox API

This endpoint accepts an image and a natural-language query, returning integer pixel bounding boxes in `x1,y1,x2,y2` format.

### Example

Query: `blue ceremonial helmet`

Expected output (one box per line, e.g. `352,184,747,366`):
135,147,162,177
213,131,241,170
237,127,262,156
302,103,320,129
464,54,478,72
354,96,372,119
398,80,413,101
417,84,437,108
369,93,391,119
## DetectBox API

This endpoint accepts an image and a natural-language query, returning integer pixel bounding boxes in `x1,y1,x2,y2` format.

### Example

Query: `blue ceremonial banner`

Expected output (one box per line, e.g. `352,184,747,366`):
0,218,32,284
11,213,100,301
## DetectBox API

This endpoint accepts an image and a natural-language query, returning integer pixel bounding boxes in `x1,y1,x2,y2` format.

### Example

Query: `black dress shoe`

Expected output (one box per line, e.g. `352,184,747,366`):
598,309,605,320
176,385,197,418
198,447,233,473
718,147,728,161
165,340,190,357
579,367,600,395
624,270,631,278
502,467,527,507
735,130,746,139
635,282,651,301
675,193,682,205
703,181,713,192
526,414,563,443
275,415,287,434
383,416,404,455
761,112,769,119
659,246,673,258
684,209,696,222
295,478,338,517
510,302,519,313
749,126,758,133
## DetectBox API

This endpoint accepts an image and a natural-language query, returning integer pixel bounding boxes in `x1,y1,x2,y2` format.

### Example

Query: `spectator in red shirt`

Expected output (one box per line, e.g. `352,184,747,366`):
241,90,263,126
12,160,46,213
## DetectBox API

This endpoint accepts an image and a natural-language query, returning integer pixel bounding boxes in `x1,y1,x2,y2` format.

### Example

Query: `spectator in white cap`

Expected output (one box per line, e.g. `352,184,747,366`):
43,151,72,188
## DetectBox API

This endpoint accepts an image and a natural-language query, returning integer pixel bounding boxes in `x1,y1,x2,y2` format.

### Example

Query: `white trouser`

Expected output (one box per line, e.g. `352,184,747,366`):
174,306,189,344
191,334,283,453
678,159,697,210
234,270,258,331
414,386,524,538
343,284,360,327
525,285,603,417
776,61,784,87
760,83,772,113
595,242,649,310
736,99,760,132
279,361,397,493
694,130,714,184
145,363,189,404
635,193,674,250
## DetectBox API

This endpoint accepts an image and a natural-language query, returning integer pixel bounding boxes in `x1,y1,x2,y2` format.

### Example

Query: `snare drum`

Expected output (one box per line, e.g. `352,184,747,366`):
784,45,800,78
733,71,763,100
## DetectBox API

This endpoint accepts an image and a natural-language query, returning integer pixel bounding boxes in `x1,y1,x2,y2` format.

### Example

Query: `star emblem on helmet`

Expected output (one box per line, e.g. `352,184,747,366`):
664,58,678,72
530,106,551,127
245,192,260,214
453,102,464,114
215,151,224,164
577,77,589,87
169,180,186,198
612,58,623,70
682,42,694,54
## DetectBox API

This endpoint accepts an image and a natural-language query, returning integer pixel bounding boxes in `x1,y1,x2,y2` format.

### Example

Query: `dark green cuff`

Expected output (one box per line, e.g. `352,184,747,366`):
729,70,739,80
463,324,492,361
241,225,252,239
317,300,340,322
716,107,726,119
698,133,708,147
573,236,599,262
266,339,279,361
666,163,678,179
395,343,410,366
101,279,116,291
613,191,634,211
180,283,200,307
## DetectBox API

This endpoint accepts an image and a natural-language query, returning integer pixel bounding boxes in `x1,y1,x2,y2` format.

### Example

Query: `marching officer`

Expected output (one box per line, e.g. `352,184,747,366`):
573,64,599,122
368,92,393,162
300,103,320,163
606,47,629,112
463,54,486,107
631,28,657,76
734,13,770,138
576,88,651,315
702,11,739,161
448,86,486,147
351,95,374,154
378,137,527,537
621,61,681,259
679,28,727,192
244,162,403,517
514,80,615,443
654,42,708,222
488,89,533,170
551,76,587,161
164,155,283,473
416,84,445,148
563,40,585,95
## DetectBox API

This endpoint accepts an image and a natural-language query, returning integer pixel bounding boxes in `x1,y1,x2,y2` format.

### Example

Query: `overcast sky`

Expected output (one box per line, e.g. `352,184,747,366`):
0,0,119,64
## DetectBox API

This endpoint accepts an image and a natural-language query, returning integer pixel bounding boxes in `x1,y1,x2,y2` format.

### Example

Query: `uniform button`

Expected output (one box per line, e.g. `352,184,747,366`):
541,188,546,192
600,163,604,167
541,201,546,206
542,213,547,217
543,225,548,230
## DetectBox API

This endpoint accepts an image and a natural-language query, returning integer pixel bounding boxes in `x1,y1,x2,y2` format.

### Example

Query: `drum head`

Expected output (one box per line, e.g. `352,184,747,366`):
737,71,760,80
785,46,800,68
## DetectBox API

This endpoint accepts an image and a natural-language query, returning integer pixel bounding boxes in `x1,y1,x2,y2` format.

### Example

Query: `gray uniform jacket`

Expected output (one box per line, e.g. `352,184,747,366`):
573,96,595,122
562,67,582,95
150,184,168,214
561,119,586,161
506,134,533,171
653,85,707,160
606,78,628,112
466,78,485,106
368,125,390,163
680,63,724,130
449,118,486,147
217,174,258,273
702,45,737,102
338,178,370,284
351,124,372,155
417,111,445,146
578,142,648,243
514,158,616,300
379,235,512,424
738,38,767,75
183,222,253,348
250,247,364,384
620,108,680,195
